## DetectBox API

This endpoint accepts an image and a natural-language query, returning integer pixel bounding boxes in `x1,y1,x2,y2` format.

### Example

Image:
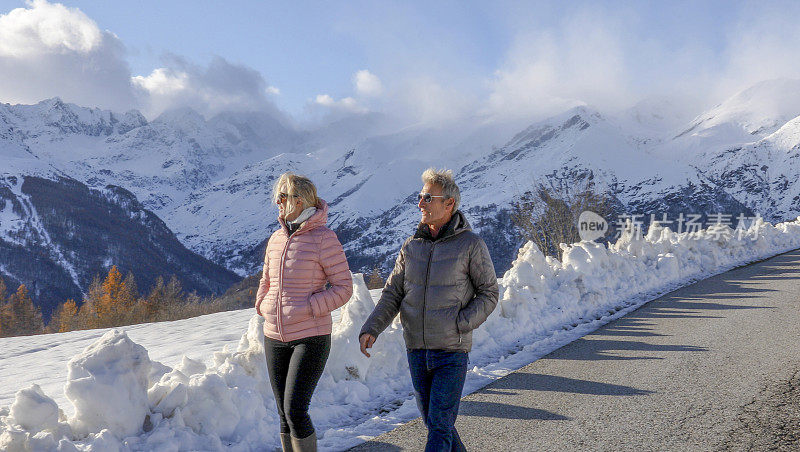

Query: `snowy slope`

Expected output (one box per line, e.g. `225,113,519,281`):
673,78,800,146
695,115,800,222
1,218,799,451
169,115,526,274
0,98,301,214
3,79,800,288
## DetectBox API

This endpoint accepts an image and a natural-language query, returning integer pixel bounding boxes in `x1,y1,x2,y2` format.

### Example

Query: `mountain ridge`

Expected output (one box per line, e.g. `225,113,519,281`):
1,79,799,299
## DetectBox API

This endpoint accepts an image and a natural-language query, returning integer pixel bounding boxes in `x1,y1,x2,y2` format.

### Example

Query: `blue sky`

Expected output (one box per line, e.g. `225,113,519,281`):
0,0,798,124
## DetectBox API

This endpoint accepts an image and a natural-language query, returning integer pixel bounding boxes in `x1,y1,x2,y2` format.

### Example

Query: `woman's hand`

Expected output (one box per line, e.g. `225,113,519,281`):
359,333,376,357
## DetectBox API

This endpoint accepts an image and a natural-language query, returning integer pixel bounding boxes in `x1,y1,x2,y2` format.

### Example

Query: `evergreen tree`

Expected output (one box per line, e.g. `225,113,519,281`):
0,276,7,302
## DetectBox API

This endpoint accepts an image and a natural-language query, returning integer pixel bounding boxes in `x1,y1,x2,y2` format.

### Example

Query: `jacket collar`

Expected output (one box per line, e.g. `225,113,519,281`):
414,210,470,242
279,199,329,236
288,207,317,228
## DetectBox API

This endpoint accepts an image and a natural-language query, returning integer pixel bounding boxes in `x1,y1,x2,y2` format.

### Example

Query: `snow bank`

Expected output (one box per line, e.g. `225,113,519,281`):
1,218,800,451
66,330,152,439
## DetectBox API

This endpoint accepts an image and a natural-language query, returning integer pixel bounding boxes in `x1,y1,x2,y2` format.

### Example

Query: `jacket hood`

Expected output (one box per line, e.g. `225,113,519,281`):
279,199,329,235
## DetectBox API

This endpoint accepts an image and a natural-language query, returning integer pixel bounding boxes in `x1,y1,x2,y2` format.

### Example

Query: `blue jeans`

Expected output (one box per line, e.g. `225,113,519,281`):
407,349,469,452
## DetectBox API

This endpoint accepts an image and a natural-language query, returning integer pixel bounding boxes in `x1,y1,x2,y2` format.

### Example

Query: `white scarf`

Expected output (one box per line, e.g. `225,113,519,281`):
288,206,317,228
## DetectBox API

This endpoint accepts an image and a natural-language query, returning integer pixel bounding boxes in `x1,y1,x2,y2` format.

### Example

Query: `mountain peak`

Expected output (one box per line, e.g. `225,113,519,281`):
153,107,207,133
37,97,66,108
678,78,800,139
502,105,602,150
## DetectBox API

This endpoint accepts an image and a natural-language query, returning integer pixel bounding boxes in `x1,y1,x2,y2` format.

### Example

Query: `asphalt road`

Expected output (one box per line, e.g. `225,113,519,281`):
349,248,800,451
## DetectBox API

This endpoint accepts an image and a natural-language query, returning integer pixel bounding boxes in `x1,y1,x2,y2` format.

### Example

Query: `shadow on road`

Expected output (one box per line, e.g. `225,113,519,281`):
599,319,668,338
459,401,570,420
481,372,655,396
538,252,798,363
544,337,707,361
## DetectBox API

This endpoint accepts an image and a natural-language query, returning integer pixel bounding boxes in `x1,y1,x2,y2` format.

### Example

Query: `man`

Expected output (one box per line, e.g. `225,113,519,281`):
359,168,499,451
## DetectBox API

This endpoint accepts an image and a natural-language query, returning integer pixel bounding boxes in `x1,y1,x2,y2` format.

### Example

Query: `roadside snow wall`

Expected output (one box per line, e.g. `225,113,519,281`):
1,217,800,451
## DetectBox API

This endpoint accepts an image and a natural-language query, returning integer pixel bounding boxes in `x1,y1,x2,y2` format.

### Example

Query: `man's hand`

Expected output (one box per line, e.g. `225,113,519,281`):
359,333,376,357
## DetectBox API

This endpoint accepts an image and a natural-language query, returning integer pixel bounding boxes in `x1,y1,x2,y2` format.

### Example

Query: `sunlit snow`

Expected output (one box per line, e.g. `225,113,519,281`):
2,217,800,451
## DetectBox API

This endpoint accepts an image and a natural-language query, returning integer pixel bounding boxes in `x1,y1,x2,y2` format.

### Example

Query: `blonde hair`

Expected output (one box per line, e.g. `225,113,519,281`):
422,167,460,211
272,172,319,217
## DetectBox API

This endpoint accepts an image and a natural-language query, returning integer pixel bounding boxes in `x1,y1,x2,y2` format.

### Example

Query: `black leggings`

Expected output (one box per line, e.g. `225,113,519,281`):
264,334,331,438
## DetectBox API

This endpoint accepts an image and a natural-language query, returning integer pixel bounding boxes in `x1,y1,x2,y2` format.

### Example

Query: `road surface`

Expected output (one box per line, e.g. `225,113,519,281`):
350,248,800,451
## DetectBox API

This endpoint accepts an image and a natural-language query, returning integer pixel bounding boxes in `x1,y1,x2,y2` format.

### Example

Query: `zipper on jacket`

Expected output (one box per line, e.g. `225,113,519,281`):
421,242,435,348
276,233,293,342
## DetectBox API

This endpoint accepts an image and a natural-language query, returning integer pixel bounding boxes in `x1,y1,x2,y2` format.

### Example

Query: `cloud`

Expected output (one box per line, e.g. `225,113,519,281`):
5,0,800,130
390,76,478,125
313,94,366,113
482,2,800,123
132,55,286,119
354,70,383,97
0,0,136,111
0,0,102,57
484,10,632,121
714,2,800,100
0,1,287,120
309,69,382,118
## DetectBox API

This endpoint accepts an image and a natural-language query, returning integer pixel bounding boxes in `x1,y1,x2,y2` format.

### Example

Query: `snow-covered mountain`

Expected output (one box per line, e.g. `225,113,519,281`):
1,79,799,303
0,171,240,318
659,78,800,223
1,98,302,213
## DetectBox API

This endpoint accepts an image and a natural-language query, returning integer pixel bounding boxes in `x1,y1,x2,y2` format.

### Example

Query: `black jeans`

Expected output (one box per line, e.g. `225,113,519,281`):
407,349,469,452
264,334,331,438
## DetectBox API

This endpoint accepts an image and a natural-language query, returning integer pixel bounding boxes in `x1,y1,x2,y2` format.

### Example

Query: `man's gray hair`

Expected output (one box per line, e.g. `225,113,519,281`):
422,167,460,211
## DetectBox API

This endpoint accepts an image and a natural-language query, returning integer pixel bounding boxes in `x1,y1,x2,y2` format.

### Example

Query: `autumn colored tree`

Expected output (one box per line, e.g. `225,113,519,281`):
143,276,167,321
117,272,139,325
77,276,104,329
7,284,44,336
0,276,8,337
97,265,123,325
0,306,8,338
49,299,80,333
75,267,141,328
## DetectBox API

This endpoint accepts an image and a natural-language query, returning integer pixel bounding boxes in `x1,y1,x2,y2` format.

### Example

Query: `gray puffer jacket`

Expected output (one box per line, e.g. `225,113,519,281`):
360,211,499,352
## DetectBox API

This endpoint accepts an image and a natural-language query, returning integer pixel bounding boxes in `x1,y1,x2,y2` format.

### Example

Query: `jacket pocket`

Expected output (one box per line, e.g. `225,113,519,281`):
456,308,469,335
308,289,322,318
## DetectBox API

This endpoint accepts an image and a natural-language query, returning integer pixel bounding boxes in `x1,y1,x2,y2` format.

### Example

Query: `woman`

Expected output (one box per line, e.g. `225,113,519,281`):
255,172,353,452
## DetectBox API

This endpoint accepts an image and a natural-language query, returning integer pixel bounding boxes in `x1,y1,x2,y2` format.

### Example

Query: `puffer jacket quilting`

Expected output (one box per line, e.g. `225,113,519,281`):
360,211,498,352
255,199,353,342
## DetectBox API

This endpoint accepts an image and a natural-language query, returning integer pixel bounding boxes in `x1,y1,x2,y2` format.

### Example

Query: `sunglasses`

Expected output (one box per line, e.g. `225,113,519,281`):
277,193,299,202
417,193,447,203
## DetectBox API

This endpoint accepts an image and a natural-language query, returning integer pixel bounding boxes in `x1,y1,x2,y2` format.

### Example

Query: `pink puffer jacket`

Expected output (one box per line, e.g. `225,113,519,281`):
255,199,353,342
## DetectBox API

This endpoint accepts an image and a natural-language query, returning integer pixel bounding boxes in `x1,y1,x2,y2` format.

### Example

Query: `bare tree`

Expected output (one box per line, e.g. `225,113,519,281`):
366,265,385,290
512,178,611,261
